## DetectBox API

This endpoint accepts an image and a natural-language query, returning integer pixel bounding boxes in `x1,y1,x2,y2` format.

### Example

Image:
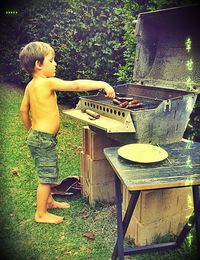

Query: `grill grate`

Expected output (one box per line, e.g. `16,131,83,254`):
84,95,161,111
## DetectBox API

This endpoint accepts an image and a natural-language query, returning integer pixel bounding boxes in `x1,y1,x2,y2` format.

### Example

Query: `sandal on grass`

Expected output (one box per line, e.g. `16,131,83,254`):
51,176,81,196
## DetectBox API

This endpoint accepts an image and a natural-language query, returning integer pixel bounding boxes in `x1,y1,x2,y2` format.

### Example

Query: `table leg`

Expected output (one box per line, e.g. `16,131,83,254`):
112,175,140,260
192,185,200,256
122,190,140,237
112,175,124,260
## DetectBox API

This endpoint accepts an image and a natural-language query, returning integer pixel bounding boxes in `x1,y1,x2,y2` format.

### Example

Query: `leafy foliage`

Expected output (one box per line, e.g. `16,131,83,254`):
0,0,125,87
0,0,199,140
1,0,197,85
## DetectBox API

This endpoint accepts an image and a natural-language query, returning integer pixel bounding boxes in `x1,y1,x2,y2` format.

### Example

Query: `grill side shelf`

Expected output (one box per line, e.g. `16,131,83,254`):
62,109,136,133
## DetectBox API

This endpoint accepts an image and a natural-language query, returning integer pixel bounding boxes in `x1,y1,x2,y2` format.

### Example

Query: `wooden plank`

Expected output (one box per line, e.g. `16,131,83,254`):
82,126,90,155
88,157,115,185
80,151,90,197
82,127,120,160
89,181,116,205
108,162,200,190
88,129,119,160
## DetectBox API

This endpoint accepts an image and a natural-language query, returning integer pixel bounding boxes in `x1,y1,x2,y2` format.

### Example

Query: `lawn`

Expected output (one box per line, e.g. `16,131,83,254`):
0,83,198,259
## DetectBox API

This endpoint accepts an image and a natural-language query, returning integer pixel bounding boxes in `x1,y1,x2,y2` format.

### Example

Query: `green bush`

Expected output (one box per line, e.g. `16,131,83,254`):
0,0,125,89
1,0,199,140
1,0,198,86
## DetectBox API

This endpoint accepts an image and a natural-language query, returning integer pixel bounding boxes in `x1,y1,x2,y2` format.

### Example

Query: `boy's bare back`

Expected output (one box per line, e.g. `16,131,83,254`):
24,78,60,134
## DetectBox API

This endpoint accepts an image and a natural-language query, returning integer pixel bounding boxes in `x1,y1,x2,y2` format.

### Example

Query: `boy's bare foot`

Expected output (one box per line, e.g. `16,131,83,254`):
35,212,64,224
47,201,70,209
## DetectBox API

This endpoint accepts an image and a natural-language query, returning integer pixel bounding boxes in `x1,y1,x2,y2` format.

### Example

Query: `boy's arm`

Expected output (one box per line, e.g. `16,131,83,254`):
47,78,115,98
20,88,32,130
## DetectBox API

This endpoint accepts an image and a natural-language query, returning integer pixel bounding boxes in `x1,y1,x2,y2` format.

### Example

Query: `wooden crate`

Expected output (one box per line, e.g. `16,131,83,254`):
80,127,119,205
82,126,90,156
123,209,192,246
80,151,90,197
82,126,119,160
80,151,116,205
122,186,194,246
88,181,116,205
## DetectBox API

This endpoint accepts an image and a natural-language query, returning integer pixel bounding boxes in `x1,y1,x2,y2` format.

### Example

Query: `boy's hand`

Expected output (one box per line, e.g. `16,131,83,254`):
103,84,115,99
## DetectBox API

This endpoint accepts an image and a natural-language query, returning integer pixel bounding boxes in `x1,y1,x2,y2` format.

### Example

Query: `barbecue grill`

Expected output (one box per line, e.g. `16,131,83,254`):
63,5,200,145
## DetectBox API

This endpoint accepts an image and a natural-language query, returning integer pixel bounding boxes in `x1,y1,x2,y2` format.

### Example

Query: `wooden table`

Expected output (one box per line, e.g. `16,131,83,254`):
104,141,200,259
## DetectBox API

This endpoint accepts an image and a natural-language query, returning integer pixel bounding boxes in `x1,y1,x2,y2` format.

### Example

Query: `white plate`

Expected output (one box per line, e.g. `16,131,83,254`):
118,144,168,163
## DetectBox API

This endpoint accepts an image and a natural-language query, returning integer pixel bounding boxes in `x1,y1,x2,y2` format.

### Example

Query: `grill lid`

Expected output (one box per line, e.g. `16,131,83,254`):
133,5,200,92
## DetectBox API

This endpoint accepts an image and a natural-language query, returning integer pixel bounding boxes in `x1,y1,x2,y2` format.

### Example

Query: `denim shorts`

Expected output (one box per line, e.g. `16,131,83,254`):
27,129,59,184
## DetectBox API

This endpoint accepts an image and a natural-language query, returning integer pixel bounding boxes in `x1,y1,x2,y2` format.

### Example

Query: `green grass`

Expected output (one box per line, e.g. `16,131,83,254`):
0,83,198,259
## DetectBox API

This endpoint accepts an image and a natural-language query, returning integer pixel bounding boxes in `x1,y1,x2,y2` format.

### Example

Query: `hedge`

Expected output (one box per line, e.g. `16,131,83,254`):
0,0,199,140
1,1,125,88
1,0,196,86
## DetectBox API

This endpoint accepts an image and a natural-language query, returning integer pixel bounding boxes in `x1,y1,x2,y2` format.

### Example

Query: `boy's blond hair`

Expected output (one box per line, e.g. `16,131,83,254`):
19,41,54,75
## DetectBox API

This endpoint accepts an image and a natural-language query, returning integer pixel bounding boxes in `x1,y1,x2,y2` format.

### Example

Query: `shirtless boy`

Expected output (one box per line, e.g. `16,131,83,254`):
19,41,115,224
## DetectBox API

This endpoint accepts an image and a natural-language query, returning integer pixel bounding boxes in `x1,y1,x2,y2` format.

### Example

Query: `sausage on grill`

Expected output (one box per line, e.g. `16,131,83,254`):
119,101,129,108
129,100,139,105
127,102,144,108
113,98,122,105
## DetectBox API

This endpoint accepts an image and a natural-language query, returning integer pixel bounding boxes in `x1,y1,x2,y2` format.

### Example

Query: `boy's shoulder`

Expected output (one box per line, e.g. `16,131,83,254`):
26,78,50,90
25,77,58,95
